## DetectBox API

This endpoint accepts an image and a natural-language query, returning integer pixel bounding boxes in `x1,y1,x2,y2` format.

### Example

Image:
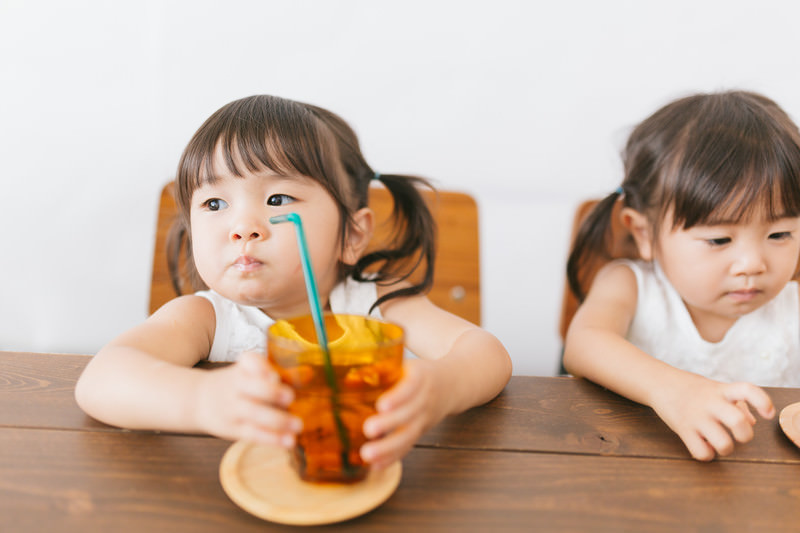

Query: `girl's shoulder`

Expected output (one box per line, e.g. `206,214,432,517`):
592,258,641,291
579,259,642,317
374,279,479,360
372,277,474,333
109,294,216,367
149,294,217,336
151,293,215,320
570,259,641,337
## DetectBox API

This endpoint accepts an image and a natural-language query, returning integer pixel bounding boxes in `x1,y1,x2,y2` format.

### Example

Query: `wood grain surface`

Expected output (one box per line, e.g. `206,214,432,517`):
419,376,800,463
2,428,799,532
4,351,800,532
4,353,799,463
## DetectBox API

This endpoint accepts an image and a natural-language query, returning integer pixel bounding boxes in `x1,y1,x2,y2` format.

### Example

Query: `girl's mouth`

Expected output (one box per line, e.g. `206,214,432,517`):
727,289,760,303
233,256,263,272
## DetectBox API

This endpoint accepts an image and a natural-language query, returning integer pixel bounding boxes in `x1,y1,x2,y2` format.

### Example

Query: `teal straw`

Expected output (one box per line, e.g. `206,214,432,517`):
269,213,355,476
270,213,331,365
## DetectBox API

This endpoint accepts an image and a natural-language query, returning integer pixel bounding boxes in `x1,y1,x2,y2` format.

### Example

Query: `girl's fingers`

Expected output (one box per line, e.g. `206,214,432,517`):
698,420,736,457
680,430,716,462
237,351,270,377
240,401,302,433
239,421,297,448
734,400,757,425
239,375,294,406
235,353,294,406
375,362,421,412
662,380,771,461
363,383,427,439
716,403,755,443
233,400,302,446
722,382,775,419
360,423,420,469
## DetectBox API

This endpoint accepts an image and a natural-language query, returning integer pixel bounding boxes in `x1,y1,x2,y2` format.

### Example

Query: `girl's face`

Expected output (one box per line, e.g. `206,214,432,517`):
189,149,370,318
652,206,800,340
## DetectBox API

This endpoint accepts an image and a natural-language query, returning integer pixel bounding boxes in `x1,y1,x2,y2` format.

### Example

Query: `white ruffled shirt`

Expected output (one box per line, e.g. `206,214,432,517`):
196,278,383,362
618,259,800,387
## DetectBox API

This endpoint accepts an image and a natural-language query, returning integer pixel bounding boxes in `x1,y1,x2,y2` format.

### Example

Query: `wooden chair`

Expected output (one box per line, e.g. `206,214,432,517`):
149,182,482,325
558,199,638,341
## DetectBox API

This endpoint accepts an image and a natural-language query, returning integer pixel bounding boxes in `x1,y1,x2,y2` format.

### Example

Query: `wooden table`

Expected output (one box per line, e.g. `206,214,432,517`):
2,351,800,532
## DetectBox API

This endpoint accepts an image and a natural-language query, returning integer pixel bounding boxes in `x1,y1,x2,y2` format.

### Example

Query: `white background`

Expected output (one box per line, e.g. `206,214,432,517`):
2,0,800,375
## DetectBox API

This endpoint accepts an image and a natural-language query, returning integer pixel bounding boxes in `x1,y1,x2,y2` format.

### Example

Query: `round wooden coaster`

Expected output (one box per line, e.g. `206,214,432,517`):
779,402,800,448
219,441,402,525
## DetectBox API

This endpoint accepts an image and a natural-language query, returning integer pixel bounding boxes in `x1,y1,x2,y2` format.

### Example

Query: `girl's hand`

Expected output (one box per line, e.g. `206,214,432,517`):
194,351,302,446
359,359,444,470
650,374,775,461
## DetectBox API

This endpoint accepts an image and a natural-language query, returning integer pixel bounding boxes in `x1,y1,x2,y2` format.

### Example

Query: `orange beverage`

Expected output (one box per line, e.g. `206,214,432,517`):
267,314,404,484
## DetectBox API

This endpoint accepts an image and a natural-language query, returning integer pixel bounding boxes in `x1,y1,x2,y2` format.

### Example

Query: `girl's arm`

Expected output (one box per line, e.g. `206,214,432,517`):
74,295,300,445
360,286,513,468
563,263,774,461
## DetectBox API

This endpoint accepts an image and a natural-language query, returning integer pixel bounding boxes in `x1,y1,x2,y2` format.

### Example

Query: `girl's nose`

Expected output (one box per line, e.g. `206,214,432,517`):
732,247,767,276
231,229,262,241
230,216,267,242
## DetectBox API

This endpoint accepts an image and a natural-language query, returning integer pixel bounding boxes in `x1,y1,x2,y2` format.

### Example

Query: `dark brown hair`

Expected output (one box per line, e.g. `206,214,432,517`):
567,90,800,301
168,95,436,311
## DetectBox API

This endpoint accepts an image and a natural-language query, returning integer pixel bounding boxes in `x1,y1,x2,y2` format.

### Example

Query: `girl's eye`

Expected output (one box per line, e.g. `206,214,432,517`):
267,194,296,206
706,237,731,246
203,198,228,211
769,231,792,240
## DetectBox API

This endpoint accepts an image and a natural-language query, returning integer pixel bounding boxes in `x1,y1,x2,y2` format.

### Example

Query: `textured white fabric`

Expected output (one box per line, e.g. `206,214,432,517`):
618,259,800,387
196,278,382,362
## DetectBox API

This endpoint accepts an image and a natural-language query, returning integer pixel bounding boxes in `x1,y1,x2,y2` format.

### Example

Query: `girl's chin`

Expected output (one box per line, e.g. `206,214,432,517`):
223,290,305,316
215,285,270,306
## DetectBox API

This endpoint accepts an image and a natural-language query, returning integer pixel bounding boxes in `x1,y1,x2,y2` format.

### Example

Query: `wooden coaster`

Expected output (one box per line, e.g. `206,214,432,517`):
219,441,402,525
779,402,800,448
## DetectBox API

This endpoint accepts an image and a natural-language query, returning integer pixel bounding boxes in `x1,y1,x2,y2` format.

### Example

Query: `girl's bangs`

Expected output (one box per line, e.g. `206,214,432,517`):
668,122,800,228
179,96,337,198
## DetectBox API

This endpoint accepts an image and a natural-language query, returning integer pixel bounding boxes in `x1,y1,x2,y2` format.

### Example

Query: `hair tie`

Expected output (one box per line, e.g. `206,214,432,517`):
373,172,381,181
615,186,624,196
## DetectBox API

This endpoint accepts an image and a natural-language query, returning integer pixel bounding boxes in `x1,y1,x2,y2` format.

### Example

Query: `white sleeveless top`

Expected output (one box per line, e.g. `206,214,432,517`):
196,278,383,362
619,259,800,387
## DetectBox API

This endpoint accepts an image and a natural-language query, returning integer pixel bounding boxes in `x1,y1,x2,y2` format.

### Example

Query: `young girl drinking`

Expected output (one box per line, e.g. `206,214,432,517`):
75,95,512,470
564,90,800,461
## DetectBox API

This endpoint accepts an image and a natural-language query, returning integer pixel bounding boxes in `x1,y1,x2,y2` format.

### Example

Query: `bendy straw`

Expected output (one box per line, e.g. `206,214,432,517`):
269,213,331,359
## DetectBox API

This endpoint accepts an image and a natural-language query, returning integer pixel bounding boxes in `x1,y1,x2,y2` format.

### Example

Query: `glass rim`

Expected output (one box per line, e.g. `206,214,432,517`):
267,312,404,351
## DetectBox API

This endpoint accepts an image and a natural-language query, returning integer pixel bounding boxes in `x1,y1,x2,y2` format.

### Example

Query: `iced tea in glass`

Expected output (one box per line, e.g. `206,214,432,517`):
267,314,403,484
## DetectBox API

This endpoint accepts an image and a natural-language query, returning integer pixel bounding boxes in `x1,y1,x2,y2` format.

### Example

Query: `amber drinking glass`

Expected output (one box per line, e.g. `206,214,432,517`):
267,314,404,484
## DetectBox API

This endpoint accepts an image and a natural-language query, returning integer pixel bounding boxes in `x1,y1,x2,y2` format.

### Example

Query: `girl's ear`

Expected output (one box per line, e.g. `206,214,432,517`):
620,207,654,260
342,207,374,265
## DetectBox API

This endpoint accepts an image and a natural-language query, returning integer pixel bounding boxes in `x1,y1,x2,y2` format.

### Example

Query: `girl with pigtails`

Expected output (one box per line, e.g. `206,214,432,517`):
565,91,800,461
76,94,512,470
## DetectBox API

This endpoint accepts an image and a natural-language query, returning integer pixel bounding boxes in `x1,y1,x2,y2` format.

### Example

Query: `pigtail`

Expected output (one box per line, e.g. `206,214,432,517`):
165,220,186,296
352,173,437,312
165,215,206,297
566,190,623,302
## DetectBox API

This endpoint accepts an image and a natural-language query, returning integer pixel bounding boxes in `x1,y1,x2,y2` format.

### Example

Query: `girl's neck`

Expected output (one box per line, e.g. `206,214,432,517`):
651,260,740,343
256,298,332,320
683,306,738,343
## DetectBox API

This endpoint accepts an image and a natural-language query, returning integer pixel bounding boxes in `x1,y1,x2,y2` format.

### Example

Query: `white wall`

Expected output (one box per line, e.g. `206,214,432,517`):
2,0,800,375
